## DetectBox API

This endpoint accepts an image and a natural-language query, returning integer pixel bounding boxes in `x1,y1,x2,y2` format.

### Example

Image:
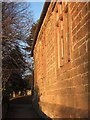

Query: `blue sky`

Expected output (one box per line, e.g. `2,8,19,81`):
30,2,44,22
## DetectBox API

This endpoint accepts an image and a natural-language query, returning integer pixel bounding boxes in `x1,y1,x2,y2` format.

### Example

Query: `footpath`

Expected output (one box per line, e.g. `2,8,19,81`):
5,95,41,119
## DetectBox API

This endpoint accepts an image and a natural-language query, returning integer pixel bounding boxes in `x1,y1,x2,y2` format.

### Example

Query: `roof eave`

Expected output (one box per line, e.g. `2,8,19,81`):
31,1,50,57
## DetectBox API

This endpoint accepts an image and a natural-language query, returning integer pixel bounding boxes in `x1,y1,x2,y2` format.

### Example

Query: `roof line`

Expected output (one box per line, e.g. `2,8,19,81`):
31,1,50,57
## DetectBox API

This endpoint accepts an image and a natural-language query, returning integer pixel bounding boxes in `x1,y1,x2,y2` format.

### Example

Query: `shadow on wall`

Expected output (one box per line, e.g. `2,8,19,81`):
55,104,88,119
32,85,52,120
32,86,88,119
32,85,89,119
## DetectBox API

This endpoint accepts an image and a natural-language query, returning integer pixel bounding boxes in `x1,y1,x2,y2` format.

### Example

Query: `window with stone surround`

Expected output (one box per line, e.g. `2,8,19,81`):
55,2,70,68
59,2,64,67
60,20,64,66
65,4,70,62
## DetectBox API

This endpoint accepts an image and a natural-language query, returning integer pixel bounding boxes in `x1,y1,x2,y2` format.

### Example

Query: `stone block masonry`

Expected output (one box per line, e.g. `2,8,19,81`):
33,1,90,119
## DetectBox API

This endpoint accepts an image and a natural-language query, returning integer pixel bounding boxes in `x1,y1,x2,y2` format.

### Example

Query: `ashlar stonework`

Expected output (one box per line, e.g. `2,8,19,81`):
32,1,90,118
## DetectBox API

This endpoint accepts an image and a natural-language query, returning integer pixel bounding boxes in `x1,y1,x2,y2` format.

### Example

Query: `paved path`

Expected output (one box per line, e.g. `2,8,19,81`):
5,95,41,119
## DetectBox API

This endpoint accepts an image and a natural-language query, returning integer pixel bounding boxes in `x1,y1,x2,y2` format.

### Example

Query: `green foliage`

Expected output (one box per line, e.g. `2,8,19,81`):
26,20,39,50
3,72,32,98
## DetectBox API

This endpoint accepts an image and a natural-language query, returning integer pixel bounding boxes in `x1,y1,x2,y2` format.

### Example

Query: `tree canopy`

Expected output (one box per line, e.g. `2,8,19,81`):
2,2,37,97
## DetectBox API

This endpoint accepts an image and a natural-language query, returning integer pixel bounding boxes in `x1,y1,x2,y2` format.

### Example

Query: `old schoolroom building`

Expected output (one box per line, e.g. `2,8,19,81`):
31,0,90,118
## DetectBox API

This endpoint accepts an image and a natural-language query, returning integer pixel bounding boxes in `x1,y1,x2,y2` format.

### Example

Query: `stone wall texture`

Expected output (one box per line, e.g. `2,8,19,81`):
33,1,90,118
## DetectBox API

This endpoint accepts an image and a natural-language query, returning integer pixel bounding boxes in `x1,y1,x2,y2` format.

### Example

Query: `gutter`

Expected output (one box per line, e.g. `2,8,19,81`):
31,1,50,57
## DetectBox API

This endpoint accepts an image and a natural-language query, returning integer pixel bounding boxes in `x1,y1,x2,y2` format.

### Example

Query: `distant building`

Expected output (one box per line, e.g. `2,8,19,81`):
31,1,89,118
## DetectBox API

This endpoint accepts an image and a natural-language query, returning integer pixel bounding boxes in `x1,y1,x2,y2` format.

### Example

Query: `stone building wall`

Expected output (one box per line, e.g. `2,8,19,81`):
33,1,90,118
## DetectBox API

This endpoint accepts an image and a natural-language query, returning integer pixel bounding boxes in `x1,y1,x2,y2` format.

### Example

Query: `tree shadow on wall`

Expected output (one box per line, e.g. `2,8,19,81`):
32,85,52,120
